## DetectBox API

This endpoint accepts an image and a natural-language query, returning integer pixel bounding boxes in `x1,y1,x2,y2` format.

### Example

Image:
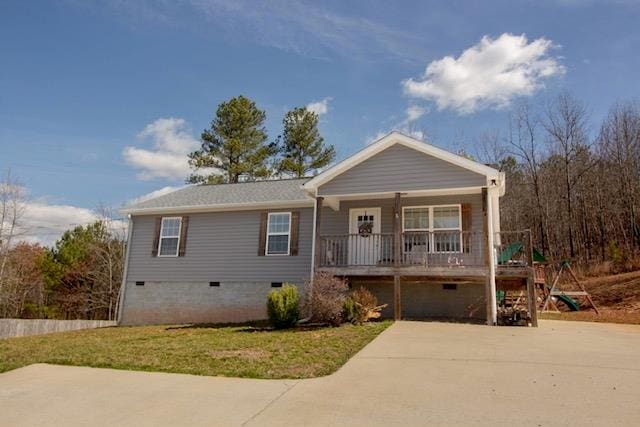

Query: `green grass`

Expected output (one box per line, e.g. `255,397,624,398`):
0,321,392,379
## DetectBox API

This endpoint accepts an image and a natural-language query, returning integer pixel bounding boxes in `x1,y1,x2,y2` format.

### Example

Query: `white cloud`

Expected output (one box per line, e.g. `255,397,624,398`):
403,33,565,114
97,1,431,62
186,1,429,61
405,129,425,140
365,128,425,145
365,105,428,145
306,97,332,116
123,118,200,181
18,201,127,247
404,105,427,123
127,186,183,205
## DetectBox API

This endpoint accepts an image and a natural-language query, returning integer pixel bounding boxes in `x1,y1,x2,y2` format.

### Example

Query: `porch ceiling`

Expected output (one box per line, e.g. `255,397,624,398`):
321,186,483,211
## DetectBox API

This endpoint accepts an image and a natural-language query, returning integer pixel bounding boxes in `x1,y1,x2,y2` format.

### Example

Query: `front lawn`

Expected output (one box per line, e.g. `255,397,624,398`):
0,321,391,379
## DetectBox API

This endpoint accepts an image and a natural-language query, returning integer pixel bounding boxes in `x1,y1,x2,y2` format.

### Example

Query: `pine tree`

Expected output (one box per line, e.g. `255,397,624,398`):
188,96,276,184
277,107,335,178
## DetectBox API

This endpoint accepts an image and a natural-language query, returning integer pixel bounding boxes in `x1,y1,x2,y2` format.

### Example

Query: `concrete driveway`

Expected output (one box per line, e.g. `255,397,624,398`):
1,320,639,426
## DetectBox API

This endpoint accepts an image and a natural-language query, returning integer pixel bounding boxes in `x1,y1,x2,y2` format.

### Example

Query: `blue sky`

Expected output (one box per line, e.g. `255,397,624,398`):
1,0,640,244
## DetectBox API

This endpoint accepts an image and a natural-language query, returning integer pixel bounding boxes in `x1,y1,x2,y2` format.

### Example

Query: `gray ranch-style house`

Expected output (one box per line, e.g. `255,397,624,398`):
118,132,535,326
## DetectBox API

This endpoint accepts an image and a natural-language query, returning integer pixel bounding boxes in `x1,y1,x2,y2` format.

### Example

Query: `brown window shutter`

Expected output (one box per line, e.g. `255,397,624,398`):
258,212,268,256
152,217,162,257
461,204,472,253
178,216,189,257
290,211,300,256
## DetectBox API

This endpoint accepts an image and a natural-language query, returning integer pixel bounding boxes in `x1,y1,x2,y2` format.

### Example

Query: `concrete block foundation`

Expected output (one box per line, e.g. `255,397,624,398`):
120,281,306,325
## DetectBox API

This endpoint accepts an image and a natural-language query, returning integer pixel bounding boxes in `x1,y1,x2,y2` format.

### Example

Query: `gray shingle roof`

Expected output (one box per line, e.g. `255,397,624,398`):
123,178,311,213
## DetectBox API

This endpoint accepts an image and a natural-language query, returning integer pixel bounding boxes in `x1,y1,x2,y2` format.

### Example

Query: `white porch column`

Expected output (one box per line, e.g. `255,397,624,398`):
116,215,133,324
486,186,498,325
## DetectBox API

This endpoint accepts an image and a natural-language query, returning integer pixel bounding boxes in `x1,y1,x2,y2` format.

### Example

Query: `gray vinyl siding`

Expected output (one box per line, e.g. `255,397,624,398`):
318,144,486,195
126,208,313,284
319,194,484,235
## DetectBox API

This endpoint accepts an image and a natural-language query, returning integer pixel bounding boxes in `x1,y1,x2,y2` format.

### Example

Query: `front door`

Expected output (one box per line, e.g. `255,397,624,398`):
349,208,382,265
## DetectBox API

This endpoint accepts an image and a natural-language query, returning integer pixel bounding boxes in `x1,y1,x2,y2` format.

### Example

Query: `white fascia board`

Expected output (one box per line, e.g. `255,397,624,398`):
302,131,501,191
120,200,314,216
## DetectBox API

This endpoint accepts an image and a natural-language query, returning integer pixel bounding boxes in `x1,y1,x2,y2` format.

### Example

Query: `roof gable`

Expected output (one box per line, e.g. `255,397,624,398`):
303,131,501,193
317,143,487,196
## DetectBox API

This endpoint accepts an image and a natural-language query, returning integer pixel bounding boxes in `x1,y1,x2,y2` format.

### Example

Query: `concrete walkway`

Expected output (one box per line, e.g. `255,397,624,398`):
1,320,639,426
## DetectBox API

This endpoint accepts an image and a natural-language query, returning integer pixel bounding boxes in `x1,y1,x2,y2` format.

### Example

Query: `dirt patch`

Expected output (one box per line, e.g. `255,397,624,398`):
540,309,640,325
208,349,272,360
579,270,640,309
542,270,640,324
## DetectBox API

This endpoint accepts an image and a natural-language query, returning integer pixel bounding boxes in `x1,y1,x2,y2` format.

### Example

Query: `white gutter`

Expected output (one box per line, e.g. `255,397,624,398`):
116,215,133,325
309,189,318,282
120,200,314,216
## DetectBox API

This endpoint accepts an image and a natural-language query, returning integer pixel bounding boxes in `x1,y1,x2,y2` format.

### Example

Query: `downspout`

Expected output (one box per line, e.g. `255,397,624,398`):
309,188,318,282
299,188,318,324
486,186,498,325
116,215,133,325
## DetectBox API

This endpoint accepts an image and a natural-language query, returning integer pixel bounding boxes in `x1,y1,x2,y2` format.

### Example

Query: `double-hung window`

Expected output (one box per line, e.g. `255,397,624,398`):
266,212,291,255
402,205,462,253
432,206,461,252
403,207,431,251
158,217,182,257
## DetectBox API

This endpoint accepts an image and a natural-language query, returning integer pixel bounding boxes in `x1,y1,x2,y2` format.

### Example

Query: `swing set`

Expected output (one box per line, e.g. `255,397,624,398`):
497,240,599,315
541,260,600,314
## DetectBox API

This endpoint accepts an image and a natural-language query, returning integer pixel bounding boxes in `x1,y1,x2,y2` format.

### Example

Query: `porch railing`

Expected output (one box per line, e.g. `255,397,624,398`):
402,231,485,267
494,230,533,268
319,233,394,267
318,231,485,269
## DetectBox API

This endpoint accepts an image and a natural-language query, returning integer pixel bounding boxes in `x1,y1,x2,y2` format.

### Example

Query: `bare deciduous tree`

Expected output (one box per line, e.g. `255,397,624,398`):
0,171,27,299
543,93,592,258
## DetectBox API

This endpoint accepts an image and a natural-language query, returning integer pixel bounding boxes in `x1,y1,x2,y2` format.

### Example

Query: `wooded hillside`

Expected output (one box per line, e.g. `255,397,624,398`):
481,94,640,272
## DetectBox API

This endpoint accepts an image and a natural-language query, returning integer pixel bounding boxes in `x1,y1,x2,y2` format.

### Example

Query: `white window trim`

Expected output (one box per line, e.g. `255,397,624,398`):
402,204,462,253
266,212,292,256
157,216,182,258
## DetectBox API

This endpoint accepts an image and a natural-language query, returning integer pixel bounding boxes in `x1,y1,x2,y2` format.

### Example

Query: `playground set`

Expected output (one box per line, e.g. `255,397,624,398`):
495,234,599,326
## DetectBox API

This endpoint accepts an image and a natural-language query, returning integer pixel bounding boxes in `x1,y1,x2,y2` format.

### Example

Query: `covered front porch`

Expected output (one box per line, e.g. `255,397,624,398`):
310,190,533,324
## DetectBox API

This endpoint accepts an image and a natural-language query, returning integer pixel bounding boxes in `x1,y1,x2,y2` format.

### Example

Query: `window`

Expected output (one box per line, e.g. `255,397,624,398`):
433,206,461,252
403,207,429,231
271,282,283,288
209,281,220,287
403,207,430,251
433,207,460,229
266,212,291,255
356,213,375,237
158,217,182,257
402,205,462,253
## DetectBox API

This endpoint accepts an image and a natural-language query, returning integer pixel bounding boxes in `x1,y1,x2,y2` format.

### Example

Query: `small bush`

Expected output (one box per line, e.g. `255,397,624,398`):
608,240,625,272
267,284,300,329
343,297,358,324
344,286,386,325
307,273,348,326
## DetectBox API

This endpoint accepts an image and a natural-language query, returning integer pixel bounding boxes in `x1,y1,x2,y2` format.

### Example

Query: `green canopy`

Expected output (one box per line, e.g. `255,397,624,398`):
533,247,547,263
497,241,547,264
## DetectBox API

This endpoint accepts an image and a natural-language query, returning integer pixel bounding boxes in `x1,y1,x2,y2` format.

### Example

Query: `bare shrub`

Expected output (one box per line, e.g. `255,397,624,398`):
344,286,387,325
307,273,348,326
